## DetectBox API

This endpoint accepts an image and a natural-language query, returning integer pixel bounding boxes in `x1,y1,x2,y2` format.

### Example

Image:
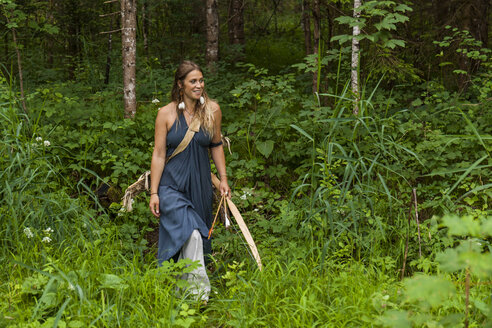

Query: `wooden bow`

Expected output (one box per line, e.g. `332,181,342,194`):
211,173,263,271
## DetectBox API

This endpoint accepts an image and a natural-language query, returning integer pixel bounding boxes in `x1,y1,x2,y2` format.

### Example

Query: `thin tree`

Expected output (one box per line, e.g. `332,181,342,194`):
351,0,361,115
142,0,149,60
4,10,28,116
100,0,119,85
301,0,311,56
228,0,245,47
206,0,219,72
121,0,137,118
312,0,320,94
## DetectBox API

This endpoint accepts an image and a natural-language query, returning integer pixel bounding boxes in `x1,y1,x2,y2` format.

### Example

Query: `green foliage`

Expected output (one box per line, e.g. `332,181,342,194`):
434,26,492,100
331,1,412,49
378,214,492,327
1,0,492,326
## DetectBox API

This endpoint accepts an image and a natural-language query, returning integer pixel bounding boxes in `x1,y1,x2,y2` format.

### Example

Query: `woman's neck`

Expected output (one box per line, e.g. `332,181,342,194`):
183,98,196,113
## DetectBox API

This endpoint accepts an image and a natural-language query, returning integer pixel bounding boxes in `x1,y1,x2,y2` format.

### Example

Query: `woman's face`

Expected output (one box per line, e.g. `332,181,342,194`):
180,69,204,102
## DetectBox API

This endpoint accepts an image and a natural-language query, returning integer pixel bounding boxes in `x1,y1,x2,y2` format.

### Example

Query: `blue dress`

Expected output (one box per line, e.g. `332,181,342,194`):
157,114,214,264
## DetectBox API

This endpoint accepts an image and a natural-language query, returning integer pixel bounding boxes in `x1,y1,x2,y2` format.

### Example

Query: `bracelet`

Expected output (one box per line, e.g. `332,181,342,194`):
150,192,158,195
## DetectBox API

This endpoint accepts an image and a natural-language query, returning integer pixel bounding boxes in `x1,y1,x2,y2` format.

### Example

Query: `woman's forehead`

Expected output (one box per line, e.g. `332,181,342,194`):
185,70,203,80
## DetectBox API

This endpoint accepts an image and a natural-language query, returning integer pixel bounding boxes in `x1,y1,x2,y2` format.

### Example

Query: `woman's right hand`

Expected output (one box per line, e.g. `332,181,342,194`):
149,194,160,218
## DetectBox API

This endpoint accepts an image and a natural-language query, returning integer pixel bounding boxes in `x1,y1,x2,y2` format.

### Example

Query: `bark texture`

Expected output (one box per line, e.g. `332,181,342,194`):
312,0,320,94
301,0,312,56
228,0,245,46
206,0,219,72
142,0,149,59
104,14,114,85
6,14,28,116
351,0,361,115
121,0,137,118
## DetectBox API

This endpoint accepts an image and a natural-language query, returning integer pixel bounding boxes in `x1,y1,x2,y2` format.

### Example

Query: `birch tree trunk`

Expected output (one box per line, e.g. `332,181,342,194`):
312,0,320,94
351,0,361,115
121,0,137,118
206,0,219,72
301,0,311,56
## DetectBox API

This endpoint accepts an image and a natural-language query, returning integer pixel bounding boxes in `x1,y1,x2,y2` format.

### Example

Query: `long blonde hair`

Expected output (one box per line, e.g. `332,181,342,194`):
171,61,215,136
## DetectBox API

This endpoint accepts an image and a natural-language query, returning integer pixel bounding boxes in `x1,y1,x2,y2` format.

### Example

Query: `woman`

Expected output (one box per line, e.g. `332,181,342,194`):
149,61,230,302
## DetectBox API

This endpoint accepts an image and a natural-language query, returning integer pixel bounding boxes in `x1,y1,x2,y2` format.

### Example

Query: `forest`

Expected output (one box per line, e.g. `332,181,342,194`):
1,0,491,327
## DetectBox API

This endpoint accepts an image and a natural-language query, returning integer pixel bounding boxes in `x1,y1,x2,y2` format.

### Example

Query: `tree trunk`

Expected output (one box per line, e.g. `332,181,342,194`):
351,0,361,115
66,0,79,80
104,14,114,85
3,32,8,70
142,0,149,60
5,14,28,116
205,0,219,72
45,0,54,67
121,0,137,118
312,0,320,94
301,0,311,56
228,0,245,46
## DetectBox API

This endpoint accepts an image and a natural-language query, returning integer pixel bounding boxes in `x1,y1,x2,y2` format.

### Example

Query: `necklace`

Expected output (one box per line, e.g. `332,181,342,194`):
184,108,195,117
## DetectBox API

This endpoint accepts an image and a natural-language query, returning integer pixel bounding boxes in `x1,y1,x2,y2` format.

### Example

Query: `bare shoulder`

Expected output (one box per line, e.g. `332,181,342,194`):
156,102,178,130
209,100,222,119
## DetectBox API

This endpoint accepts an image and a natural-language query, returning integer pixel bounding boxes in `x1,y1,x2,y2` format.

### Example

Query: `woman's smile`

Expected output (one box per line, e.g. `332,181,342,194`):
181,70,205,101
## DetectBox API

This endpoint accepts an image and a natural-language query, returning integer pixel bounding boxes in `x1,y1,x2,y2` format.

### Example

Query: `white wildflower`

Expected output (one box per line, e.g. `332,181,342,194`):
43,140,51,147
253,208,259,212
35,137,43,142
43,227,54,234
24,227,34,239
68,283,75,291
118,207,126,216
42,236,52,243
240,194,247,200
152,98,160,104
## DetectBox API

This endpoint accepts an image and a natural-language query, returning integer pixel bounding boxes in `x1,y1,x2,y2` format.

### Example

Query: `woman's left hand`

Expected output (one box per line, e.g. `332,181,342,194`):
219,179,231,199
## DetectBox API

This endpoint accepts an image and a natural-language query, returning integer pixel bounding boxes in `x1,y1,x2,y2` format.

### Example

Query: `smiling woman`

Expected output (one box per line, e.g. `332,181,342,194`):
148,60,231,302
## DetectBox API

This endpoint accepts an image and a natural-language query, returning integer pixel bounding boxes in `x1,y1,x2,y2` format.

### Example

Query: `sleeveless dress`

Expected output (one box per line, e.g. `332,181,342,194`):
157,113,214,264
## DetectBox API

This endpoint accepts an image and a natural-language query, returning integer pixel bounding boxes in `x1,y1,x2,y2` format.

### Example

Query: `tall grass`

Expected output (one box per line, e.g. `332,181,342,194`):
290,78,491,269
0,105,101,269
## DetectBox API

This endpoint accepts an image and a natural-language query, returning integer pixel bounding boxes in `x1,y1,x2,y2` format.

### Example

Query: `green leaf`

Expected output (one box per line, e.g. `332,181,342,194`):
256,140,274,158
442,215,482,237
482,217,492,237
378,310,411,328
98,274,128,290
68,321,85,328
290,124,313,141
404,275,455,308
436,248,466,272
439,62,453,67
411,98,423,107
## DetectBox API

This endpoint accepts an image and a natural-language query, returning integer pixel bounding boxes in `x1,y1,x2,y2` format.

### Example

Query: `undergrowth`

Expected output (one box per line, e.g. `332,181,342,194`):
0,56,491,327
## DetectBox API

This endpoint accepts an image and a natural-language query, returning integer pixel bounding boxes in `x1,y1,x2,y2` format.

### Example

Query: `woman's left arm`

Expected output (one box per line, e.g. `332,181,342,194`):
210,103,231,198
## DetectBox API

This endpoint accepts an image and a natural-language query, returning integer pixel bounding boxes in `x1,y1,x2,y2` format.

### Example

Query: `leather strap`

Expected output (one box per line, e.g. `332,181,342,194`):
166,117,200,164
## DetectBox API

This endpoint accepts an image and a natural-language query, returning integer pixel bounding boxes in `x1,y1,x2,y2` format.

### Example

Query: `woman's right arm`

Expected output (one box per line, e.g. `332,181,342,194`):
149,105,171,218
